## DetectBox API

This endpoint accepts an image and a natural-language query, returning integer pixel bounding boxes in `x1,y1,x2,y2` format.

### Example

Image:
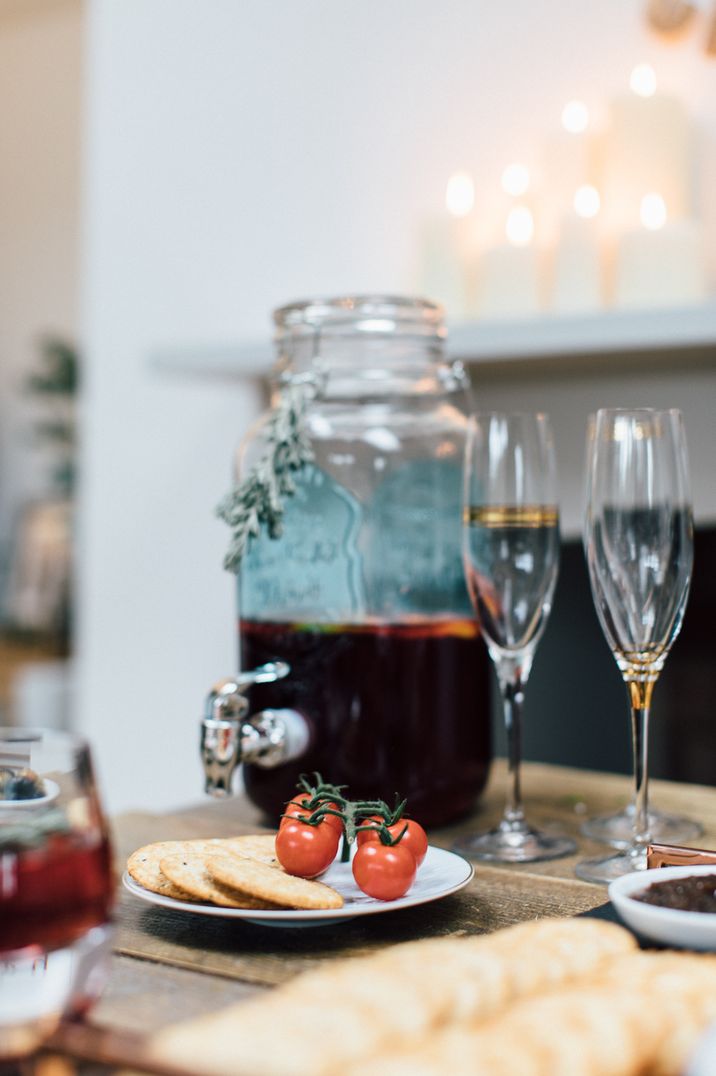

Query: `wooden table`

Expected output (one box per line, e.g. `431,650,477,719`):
45,761,716,1069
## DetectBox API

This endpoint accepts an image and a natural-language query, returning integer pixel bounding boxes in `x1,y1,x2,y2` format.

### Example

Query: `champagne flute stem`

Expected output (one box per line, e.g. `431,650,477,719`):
496,655,532,828
627,677,656,848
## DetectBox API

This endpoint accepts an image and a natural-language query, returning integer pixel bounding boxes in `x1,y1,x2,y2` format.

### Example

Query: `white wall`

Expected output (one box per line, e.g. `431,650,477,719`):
0,0,81,559
80,0,716,813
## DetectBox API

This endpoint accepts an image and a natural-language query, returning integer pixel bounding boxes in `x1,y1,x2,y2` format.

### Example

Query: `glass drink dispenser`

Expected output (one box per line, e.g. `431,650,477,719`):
201,296,492,827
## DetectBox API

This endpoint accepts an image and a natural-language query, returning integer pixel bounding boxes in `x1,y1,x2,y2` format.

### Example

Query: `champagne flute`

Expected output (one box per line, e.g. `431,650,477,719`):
0,728,114,1060
580,409,701,848
576,409,693,884
455,413,576,863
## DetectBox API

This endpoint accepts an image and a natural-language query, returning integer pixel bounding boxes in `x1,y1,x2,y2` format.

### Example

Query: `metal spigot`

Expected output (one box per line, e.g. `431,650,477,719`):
200,661,309,797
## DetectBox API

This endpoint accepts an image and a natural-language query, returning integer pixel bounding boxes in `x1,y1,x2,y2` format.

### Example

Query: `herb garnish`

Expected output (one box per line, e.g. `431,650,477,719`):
216,380,315,572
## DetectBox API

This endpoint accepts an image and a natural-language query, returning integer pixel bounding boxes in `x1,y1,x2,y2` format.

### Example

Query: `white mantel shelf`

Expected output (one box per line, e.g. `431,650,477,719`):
449,302,716,365
151,302,716,379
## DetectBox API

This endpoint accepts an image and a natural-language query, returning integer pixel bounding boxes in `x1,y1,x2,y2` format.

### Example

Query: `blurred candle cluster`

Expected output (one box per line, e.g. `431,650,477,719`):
417,65,709,321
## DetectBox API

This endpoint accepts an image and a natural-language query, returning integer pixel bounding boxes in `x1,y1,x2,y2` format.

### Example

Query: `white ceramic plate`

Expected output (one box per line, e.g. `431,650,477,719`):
609,864,716,950
123,844,474,927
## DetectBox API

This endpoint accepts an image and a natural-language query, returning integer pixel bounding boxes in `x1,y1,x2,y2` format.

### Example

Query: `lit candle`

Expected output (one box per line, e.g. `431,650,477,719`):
615,193,706,307
416,171,474,320
540,100,596,242
550,185,604,313
476,206,541,318
501,162,531,199
603,64,692,232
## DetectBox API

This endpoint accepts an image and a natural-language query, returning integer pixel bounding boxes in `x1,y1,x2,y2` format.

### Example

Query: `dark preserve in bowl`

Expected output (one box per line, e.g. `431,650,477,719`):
635,874,716,913
240,616,493,828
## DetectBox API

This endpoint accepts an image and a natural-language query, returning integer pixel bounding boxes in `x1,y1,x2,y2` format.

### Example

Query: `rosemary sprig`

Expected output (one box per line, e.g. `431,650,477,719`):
216,380,315,573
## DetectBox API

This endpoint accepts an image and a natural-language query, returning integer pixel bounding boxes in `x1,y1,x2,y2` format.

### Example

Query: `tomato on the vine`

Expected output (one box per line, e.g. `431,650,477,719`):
352,841,417,901
275,819,340,878
356,818,428,867
280,799,344,837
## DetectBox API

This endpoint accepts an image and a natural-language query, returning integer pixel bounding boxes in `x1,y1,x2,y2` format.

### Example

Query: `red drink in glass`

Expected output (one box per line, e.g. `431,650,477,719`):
0,730,114,1059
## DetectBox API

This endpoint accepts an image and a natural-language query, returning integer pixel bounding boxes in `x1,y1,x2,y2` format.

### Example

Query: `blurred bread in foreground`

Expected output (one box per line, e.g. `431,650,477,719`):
150,918,636,1076
352,951,716,1076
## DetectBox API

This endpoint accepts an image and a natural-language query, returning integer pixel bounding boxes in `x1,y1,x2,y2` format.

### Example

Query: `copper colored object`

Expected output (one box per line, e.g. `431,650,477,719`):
646,0,696,37
646,842,716,869
706,4,716,56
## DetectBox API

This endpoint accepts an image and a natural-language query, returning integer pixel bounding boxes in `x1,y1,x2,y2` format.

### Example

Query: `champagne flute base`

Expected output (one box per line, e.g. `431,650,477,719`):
574,847,648,885
581,805,703,849
454,824,576,864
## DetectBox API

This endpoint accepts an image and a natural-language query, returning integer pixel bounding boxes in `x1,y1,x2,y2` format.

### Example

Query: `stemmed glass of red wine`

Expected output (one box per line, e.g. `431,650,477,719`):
0,727,114,1061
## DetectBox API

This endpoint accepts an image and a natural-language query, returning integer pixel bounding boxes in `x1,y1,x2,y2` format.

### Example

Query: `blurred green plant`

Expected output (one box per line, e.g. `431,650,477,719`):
26,336,79,497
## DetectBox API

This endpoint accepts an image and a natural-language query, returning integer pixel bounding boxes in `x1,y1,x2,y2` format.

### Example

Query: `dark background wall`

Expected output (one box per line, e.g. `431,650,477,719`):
495,527,715,786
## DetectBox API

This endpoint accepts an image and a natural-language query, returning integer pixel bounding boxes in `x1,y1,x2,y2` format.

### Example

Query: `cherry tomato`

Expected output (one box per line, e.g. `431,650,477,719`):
355,815,385,847
314,801,344,836
279,798,313,828
280,799,343,836
275,819,340,878
356,818,428,867
352,841,417,901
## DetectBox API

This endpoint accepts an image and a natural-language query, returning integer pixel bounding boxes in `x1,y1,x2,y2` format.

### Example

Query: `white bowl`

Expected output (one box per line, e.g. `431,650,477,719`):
0,777,60,810
609,864,716,951
687,1022,716,1076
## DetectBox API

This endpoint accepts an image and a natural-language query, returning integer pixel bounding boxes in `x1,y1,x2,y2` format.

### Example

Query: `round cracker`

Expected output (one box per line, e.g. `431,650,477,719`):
218,834,279,866
159,853,279,909
208,853,344,911
126,838,229,898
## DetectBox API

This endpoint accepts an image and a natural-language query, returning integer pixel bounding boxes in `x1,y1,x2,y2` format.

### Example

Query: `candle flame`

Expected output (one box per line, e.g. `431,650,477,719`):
501,163,530,198
574,185,601,219
640,193,667,230
506,206,534,247
561,100,589,134
445,171,475,218
630,64,657,98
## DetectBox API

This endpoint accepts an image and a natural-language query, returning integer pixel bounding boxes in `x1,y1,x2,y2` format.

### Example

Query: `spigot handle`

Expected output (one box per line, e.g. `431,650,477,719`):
235,661,290,689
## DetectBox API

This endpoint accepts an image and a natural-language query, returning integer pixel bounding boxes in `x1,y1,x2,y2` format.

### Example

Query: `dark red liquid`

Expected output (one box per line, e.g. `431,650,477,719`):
240,618,492,827
0,832,114,954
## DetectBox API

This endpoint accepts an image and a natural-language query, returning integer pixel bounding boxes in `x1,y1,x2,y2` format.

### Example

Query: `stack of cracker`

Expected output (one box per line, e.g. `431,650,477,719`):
126,835,343,911
149,918,716,1076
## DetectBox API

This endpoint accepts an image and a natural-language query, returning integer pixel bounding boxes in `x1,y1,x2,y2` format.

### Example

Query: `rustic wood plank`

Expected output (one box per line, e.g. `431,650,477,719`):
91,955,264,1034
41,961,265,1076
